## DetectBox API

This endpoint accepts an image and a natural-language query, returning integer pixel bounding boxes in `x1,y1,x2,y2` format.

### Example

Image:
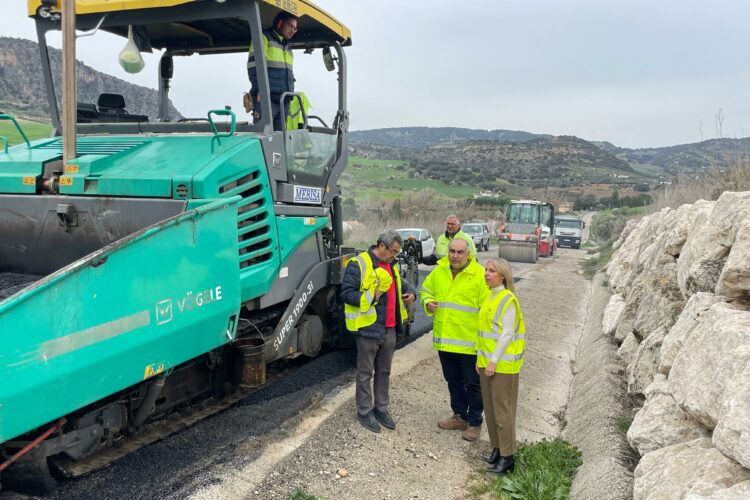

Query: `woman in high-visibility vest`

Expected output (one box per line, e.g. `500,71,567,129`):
476,258,526,475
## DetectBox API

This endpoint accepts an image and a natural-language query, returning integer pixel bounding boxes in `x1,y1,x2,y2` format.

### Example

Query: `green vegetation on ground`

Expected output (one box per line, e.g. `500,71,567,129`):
629,162,665,177
581,206,648,278
0,118,52,146
618,415,634,434
342,155,480,203
470,439,583,500
288,490,321,500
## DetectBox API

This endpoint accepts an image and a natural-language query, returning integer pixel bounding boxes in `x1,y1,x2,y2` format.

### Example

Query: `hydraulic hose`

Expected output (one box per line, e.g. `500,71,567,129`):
132,375,166,428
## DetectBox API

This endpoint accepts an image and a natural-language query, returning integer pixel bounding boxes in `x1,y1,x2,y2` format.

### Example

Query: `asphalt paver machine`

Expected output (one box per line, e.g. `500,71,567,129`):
0,0,353,491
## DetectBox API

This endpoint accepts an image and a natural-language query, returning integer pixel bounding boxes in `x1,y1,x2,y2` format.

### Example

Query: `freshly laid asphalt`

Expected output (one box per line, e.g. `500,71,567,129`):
38,271,434,500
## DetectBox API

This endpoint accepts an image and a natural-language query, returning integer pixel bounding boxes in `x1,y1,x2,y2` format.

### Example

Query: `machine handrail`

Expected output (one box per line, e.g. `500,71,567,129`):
207,108,236,153
0,114,31,149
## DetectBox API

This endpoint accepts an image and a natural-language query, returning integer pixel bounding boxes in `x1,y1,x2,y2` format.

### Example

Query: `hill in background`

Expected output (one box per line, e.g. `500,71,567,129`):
0,36,181,121
612,138,750,177
350,127,549,149
410,136,637,189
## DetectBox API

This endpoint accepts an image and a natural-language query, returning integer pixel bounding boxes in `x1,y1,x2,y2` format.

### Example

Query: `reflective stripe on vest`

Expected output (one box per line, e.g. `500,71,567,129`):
432,337,475,348
476,349,525,363
476,289,526,372
437,302,480,314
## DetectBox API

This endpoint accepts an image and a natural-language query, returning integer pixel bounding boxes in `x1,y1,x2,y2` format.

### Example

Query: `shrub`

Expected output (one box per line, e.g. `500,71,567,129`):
491,439,583,500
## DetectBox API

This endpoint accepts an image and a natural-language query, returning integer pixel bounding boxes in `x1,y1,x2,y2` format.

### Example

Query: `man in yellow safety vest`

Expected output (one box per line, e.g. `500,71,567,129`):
422,214,476,265
341,230,417,433
247,11,297,130
420,239,489,441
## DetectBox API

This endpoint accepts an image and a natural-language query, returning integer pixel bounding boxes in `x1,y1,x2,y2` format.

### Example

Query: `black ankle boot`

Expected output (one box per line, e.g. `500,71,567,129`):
487,455,515,475
483,448,500,464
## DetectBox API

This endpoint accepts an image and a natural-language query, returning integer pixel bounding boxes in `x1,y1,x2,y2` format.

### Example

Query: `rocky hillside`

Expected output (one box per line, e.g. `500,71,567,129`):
611,138,750,176
0,36,181,120
349,126,549,149
603,192,750,497
409,135,637,189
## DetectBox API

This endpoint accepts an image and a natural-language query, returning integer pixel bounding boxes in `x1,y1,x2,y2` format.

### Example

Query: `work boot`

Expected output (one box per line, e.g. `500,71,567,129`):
438,413,468,431
487,455,515,475
373,409,396,430
462,424,481,442
484,448,500,464
357,412,381,433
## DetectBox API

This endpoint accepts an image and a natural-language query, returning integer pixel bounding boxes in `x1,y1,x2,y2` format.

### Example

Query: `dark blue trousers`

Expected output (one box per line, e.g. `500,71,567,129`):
438,350,483,426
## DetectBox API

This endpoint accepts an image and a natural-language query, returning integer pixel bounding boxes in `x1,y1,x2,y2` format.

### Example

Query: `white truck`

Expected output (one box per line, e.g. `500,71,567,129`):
555,215,585,249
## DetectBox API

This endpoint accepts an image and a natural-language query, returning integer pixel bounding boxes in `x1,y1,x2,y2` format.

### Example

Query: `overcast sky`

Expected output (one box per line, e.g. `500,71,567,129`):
2,0,749,148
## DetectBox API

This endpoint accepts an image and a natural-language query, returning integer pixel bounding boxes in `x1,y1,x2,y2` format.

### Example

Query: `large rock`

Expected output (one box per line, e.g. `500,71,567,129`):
664,200,715,257
617,332,640,366
659,292,723,375
633,438,750,500
630,259,684,337
676,210,728,296
627,391,709,456
684,481,750,499
715,216,750,300
602,294,625,336
670,303,750,428
713,362,750,468
613,280,643,343
607,215,653,293
627,327,667,396
677,192,750,297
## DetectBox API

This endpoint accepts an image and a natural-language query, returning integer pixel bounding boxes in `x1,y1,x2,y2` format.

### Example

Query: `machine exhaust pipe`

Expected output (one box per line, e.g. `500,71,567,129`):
332,195,344,247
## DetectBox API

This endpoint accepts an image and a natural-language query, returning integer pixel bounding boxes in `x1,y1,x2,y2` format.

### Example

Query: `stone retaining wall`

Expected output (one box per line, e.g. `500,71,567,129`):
604,191,750,498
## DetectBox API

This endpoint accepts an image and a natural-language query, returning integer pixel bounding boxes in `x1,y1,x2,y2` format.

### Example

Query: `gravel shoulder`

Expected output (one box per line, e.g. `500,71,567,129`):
192,247,594,499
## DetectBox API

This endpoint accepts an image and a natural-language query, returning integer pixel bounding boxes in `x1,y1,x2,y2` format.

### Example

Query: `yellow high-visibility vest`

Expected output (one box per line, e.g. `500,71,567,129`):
434,230,477,258
420,257,488,354
476,289,526,373
344,251,408,333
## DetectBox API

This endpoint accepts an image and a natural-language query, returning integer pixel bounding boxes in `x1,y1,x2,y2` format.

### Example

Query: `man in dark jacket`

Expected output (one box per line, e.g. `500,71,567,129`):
340,230,417,433
247,12,297,130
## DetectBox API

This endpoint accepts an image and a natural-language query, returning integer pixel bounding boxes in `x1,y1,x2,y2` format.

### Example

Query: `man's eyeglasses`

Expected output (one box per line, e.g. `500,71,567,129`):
387,246,402,256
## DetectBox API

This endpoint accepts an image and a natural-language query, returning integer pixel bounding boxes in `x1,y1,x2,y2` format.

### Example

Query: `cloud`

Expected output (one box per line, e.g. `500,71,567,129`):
2,0,749,148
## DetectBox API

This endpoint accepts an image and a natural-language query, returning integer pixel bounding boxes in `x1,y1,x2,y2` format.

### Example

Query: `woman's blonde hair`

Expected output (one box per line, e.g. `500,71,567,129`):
485,258,515,293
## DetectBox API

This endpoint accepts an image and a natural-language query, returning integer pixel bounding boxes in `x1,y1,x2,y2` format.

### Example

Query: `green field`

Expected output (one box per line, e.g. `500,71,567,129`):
630,162,665,177
0,118,52,147
342,156,479,202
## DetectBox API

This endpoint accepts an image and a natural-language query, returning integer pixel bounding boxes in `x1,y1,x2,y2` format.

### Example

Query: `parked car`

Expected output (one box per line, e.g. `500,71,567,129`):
462,222,492,252
396,228,435,257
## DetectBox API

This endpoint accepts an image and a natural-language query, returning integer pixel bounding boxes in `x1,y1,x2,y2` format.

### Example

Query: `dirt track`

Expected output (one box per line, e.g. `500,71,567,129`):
191,245,593,499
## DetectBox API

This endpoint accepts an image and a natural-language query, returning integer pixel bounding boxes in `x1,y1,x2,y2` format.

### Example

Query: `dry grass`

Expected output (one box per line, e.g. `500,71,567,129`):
652,151,750,211
344,188,499,248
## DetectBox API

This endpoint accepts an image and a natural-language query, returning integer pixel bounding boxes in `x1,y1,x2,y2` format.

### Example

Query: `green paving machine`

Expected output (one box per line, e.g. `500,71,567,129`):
0,0,352,491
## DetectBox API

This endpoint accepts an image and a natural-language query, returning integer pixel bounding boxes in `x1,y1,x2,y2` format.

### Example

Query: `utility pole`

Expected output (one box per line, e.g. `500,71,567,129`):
62,0,77,163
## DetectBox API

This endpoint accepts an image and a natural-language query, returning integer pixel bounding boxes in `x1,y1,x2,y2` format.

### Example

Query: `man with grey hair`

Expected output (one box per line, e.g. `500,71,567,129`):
422,214,476,265
421,238,488,441
341,230,417,433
